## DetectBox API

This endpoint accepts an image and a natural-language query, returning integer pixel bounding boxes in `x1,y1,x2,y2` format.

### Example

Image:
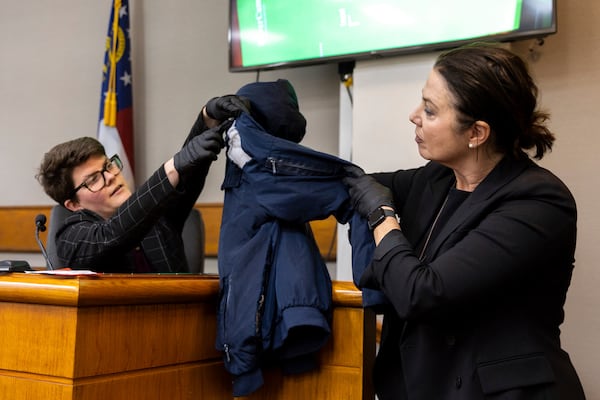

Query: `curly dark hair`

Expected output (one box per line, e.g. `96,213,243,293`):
434,42,554,159
36,137,106,204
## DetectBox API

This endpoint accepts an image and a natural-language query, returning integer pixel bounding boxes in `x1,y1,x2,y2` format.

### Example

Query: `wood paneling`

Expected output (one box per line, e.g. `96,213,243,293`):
0,204,338,260
0,205,51,252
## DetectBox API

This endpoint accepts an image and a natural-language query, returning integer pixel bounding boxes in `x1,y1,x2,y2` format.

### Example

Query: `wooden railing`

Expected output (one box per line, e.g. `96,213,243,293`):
0,204,338,260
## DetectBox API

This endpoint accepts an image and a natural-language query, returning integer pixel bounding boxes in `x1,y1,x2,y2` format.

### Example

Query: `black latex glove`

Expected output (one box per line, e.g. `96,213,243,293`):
173,120,231,175
205,95,250,121
343,165,394,218
185,111,209,143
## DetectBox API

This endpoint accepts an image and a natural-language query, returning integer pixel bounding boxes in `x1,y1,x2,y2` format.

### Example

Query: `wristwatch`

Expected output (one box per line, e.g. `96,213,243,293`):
367,207,397,230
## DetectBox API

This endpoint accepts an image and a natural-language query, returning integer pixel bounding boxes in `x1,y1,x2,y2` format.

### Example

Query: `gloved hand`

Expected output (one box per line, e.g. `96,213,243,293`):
205,95,250,121
343,165,394,218
173,120,231,175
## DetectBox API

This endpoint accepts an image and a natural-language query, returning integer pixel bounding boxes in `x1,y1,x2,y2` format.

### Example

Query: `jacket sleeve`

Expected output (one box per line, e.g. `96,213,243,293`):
162,111,212,231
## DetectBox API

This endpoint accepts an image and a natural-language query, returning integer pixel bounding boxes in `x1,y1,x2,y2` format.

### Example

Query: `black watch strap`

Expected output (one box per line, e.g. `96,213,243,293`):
367,207,397,230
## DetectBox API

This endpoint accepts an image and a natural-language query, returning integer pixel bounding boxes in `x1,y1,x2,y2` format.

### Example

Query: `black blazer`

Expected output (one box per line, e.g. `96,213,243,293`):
362,156,585,399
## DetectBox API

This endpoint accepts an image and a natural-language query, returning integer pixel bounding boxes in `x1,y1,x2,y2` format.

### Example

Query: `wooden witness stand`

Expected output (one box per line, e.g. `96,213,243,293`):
0,273,375,399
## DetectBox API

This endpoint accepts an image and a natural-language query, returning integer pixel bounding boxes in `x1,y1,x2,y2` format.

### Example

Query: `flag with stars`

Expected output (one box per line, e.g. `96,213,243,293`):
98,0,135,189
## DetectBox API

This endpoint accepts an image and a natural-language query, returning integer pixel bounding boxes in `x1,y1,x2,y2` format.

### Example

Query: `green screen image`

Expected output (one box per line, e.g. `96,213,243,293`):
230,0,556,70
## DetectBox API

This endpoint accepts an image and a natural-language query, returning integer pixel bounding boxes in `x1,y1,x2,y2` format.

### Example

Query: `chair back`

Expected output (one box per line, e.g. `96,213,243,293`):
46,205,72,269
182,208,205,273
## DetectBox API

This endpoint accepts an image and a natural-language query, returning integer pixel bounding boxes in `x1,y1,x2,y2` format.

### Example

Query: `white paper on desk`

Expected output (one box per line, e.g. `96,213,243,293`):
25,269,98,276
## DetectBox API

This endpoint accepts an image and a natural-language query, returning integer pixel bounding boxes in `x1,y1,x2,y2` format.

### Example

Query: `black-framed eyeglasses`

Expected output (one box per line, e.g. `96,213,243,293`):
70,154,123,197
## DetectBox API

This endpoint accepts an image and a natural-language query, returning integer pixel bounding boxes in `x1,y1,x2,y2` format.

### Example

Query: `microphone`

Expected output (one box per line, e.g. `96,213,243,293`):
35,214,54,270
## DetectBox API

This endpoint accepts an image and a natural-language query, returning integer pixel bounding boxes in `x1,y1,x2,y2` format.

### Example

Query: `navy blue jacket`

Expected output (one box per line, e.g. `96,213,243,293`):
216,80,378,396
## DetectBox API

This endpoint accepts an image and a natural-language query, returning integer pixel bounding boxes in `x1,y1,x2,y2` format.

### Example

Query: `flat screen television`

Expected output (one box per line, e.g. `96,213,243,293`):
229,0,557,72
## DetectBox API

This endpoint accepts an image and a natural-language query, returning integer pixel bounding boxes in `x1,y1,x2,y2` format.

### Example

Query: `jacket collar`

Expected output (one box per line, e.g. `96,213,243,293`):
468,155,532,204
422,155,532,260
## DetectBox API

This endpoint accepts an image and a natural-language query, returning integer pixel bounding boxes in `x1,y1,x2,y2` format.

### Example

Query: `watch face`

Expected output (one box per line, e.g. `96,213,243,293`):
368,208,386,230
368,207,396,230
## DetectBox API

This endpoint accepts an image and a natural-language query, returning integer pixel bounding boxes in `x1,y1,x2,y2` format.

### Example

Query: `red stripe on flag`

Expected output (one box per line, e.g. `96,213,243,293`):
116,107,134,174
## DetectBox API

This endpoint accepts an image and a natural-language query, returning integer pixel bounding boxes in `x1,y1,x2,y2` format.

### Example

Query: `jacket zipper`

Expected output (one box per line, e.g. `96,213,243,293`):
269,158,277,174
224,343,231,363
267,157,334,176
223,277,232,363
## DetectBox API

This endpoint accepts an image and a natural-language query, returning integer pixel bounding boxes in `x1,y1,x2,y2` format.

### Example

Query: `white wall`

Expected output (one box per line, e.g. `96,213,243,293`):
352,53,436,171
1,0,598,397
0,0,340,206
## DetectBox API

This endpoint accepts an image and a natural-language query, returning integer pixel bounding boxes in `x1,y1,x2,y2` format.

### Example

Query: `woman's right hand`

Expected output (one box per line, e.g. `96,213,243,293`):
343,165,394,218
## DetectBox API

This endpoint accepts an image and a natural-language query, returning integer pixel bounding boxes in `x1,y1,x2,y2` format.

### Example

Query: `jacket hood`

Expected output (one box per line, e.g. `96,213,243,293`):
236,79,306,143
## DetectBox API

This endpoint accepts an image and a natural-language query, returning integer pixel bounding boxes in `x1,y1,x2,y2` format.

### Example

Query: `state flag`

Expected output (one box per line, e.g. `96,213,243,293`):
98,0,135,189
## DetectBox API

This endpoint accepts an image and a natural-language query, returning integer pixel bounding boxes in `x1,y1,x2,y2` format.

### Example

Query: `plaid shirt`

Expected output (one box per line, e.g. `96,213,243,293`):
55,164,207,273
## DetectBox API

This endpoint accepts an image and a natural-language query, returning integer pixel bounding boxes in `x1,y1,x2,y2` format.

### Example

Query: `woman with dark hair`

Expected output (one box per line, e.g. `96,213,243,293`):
344,43,586,399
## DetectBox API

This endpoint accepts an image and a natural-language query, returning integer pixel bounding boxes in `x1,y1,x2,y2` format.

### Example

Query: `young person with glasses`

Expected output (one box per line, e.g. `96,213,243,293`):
36,95,249,273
